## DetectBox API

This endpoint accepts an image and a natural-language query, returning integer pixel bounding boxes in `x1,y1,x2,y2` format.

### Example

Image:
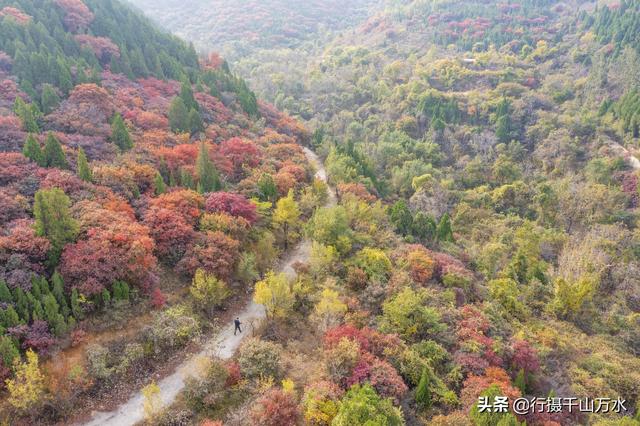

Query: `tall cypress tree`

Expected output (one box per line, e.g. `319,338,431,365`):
415,368,432,409
180,79,199,111
180,167,195,189
111,113,133,151
0,280,12,303
34,188,79,264
40,84,60,115
195,140,220,193
76,147,92,182
188,108,204,135
51,272,70,318
43,132,68,169
23,134,44,166
13,97,40,133
436,213,454,242
71,288,83,320
168,97,189,133
154,172,166,195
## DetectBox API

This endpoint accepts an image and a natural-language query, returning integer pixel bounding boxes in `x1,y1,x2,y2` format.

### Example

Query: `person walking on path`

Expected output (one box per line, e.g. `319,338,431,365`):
234,317,242,335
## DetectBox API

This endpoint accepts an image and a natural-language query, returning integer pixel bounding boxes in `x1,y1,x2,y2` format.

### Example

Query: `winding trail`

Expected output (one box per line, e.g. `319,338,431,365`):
82,147,332,426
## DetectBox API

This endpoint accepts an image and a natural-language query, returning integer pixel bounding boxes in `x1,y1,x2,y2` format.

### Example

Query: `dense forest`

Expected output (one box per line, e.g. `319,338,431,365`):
0,0,320,423
129,0,640,425
1,0,640,425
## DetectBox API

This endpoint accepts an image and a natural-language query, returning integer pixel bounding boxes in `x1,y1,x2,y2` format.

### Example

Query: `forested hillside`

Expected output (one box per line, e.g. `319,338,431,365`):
126,0,640,425
0,0,320,423
127,0,376,61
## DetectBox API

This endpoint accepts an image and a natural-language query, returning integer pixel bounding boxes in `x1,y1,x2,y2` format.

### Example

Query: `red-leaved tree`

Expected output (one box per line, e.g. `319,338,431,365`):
218,137,261,180
143,207,196,265
250,387,300,426
205,192,258,224
60,221,156,295
175,231,239,279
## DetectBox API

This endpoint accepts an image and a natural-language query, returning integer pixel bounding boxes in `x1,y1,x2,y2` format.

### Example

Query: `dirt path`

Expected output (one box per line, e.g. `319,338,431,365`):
81,147,331,426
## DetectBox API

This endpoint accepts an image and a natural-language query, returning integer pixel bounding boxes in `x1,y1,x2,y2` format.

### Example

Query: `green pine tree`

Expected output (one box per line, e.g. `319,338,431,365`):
195,140,220,193
31,276,43,300
101,288,111,307
14,97,40,133
389,200,413,236
111,113,133,151
168,97,189,133
77,147,92,182
40,84,60,115
71,288,83,320
412,212,436,242
154,172,166,195
23,134,44,166
436,213,454,242
415,368,432,409
43,294,66,336
43,132,68,169
13,288,30,323
496,115,511,143
188,108,204,135
180,167,194,189
2,307,20,328
31,298,45,322
34,188,79,264
112,281,130,301
180,79,199,111
51,272,70,318
0,280,12,303
257,173,278,203
0,336,19,369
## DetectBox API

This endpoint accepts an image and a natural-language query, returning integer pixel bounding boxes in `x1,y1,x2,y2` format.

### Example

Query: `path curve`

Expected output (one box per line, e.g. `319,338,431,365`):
81,147,331,426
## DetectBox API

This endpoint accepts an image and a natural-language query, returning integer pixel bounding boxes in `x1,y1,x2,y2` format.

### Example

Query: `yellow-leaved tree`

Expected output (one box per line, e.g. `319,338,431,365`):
253,271,294,318
314,286,347,331
190,268,231,315
6,349,45,412
272,189,301,250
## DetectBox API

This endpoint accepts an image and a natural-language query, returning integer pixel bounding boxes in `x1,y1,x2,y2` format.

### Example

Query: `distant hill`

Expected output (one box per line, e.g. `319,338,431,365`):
127,0,377,59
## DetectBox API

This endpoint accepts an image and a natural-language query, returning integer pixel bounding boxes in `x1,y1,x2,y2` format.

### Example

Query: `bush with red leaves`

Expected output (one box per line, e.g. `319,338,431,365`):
0,219,51,289
0,7,31,25
225,360,241,387
60,221,156,295
48,83,114,136
74,35,120,64
366,357,408,403
149,189,204,226
54,0,94,32
144,207,196,265
337,183,377,202
218,137,261,180
509,339,540,375
205,191,257,224
150,287,167,309
453,305,503,376
175,231,239,279
0,189,26,226
8,321,56,354
250,387,300,426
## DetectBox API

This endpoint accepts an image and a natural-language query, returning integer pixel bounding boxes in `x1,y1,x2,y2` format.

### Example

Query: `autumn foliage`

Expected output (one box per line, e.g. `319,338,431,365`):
205,192,258,224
